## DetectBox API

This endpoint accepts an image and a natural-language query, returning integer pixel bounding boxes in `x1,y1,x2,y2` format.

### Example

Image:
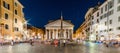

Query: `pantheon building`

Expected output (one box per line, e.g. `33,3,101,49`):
45,16,74,40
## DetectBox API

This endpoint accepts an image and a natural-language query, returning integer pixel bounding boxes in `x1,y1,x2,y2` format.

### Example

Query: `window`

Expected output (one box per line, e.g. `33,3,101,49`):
15,2,17,6
108,0,114,9
117,6,120,11
97,19,99,23
105,4,108,11
110,20,112,24
117,27,120,30
5,13,8,19
118,0,120,3
104,13,107,18
100,30,103,33
15,10,17,15
14,27,19,31
101,7,103,14
92,16,94,20
96,31,98,33
118,16,120,22
104,30,107,32
91,21,94,25
105,21,107,26
3,1,10,10
109,28,113,31
107,10,114,16
15,18,17,23
100,16,103,20
5,24,9,29
97,12,99,17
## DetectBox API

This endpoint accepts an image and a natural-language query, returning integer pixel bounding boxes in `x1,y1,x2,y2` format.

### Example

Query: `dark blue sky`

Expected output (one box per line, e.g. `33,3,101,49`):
19,0,105,31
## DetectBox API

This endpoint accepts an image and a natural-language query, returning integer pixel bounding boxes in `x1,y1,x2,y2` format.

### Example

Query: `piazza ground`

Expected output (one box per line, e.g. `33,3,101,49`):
0,42,120,53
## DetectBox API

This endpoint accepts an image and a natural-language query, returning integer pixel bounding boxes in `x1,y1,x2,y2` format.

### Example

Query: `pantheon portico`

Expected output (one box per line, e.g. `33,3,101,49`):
45,16,74,40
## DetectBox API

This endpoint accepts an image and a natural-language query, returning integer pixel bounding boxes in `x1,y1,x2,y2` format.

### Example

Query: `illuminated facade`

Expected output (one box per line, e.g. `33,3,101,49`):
75,8,94,40
76,0,120,41
90,0,120,41
27,26,44,40
45,16,74,40
0,0,26,41
74,21,87,40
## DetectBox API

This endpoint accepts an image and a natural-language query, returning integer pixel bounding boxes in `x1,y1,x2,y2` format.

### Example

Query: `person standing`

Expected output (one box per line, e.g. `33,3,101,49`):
63,40,66,47
11,40,14,46
54,39,58,47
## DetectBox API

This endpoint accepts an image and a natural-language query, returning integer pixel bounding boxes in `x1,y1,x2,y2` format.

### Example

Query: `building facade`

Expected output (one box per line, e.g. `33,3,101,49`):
0,0,26,41
74,8,95,40
27,25,44,40
45,16,74,40
76,0,120,41
74,21,87,40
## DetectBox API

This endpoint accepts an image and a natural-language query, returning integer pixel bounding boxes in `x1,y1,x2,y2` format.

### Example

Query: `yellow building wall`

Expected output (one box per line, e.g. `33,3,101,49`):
0,0,25,40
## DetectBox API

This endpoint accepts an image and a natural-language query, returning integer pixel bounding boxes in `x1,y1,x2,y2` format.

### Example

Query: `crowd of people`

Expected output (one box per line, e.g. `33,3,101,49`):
0,39,35,46
103,40,120,47
44,39,69,47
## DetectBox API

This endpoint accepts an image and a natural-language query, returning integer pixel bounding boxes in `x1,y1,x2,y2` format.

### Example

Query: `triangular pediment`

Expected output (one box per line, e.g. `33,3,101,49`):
45,20,74,27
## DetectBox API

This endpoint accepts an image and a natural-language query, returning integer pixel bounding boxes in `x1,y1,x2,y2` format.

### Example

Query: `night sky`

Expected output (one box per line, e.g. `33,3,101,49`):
19,0,105,31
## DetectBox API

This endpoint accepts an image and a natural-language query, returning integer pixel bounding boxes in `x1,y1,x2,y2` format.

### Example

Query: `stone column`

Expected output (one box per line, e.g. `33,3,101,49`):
56,29,58,39
49,29,51,39
54,29,56,39
64,29,66,39
53,29,55,39
46,29,48,39
67,29,69,39
71,29,73,39
70,29,73,39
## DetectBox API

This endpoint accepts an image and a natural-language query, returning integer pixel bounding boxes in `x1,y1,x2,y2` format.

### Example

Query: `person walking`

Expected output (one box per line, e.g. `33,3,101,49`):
30,39,34,46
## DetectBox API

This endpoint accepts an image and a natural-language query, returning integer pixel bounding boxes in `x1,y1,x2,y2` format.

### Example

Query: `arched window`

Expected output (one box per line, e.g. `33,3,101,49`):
5,24,9,29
